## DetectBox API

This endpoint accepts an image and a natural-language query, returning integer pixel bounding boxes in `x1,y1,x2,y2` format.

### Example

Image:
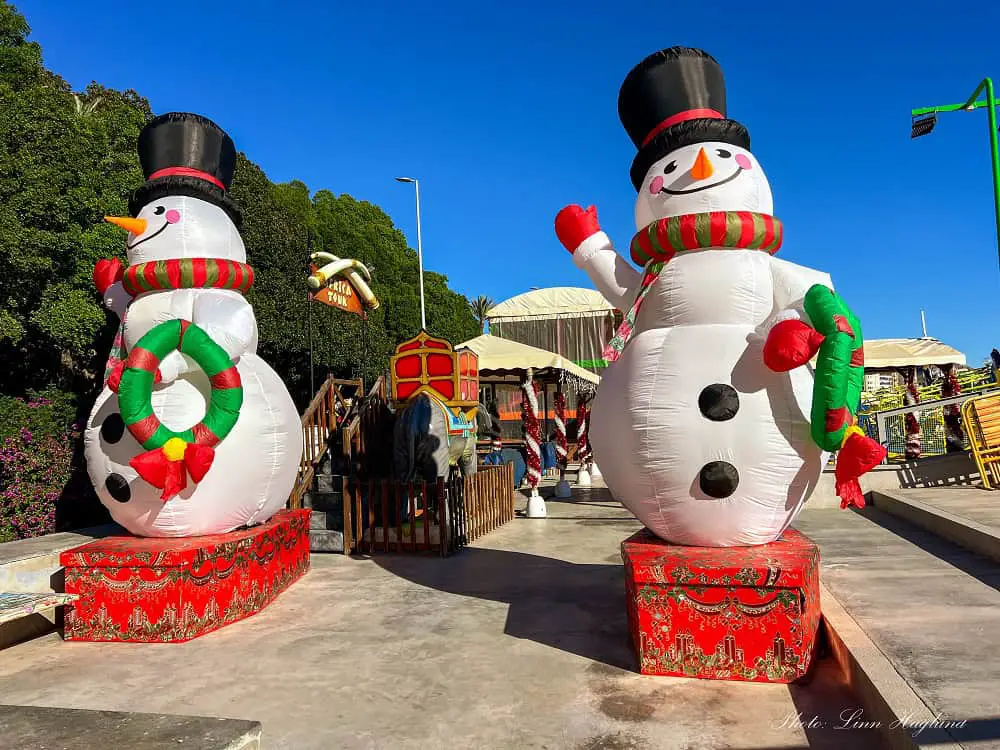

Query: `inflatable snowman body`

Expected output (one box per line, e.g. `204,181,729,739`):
557,48,834,546
85,113,302,537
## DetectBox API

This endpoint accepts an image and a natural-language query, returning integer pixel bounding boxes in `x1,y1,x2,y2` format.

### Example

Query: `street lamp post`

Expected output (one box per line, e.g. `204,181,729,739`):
395,176,427,330
912,78,1000,270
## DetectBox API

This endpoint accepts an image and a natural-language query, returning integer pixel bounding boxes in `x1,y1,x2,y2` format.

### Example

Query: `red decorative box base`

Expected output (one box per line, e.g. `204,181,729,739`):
621,528,820,683
61,509,311,643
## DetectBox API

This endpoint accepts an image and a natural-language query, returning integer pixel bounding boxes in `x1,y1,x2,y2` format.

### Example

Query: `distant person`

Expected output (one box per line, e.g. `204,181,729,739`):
992,349,1000,382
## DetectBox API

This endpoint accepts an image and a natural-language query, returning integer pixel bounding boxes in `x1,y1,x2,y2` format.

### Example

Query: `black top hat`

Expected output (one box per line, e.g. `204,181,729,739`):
129,112,242,227
618,47,750,191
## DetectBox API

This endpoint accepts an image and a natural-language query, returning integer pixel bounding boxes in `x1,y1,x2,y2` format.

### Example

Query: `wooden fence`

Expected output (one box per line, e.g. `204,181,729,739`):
448,462,515,545
346,463,515,556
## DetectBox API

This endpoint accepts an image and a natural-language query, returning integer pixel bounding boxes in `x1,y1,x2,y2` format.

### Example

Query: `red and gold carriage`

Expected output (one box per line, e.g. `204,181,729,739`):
390,331,480,429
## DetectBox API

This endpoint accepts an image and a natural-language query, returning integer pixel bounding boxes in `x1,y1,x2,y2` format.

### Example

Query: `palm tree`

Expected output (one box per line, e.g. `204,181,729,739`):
72,94,102,117
469,295,494,333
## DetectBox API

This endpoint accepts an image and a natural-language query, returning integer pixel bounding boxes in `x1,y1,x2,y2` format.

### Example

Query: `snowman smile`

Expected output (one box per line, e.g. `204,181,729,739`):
127,222,170,249
660,167,743,196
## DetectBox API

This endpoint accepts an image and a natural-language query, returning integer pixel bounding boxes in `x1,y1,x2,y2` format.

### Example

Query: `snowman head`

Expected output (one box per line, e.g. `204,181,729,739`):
108,112,245,264
107,194,246,265
618,48,774,231
634,141,773,229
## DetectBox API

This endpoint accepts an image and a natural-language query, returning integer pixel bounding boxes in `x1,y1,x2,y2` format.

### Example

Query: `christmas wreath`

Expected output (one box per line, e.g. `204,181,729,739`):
117,318,243,500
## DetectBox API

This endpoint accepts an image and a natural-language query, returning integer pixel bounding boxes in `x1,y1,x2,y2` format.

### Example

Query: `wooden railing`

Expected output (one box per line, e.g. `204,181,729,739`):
288,376,364,510
450,463,515,544
340,374,392,553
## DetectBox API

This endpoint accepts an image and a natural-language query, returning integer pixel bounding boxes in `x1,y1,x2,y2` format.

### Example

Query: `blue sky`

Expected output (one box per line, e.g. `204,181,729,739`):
19,0,1000,364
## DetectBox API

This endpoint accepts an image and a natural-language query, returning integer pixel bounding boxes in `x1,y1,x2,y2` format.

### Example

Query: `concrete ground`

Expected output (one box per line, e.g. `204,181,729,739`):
794,505,1000,749
877,486,999,529
0,483,883,750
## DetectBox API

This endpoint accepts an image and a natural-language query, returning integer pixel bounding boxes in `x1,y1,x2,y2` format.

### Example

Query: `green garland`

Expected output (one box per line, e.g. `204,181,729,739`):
802,284,865,452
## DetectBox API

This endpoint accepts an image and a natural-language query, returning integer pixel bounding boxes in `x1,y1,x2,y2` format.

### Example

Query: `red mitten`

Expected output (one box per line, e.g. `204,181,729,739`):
94,258,124,296
555,204,601,253
763,319,826,372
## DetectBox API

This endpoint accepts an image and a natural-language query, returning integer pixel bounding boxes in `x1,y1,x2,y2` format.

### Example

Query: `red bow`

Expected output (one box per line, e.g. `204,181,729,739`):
129,439,216,501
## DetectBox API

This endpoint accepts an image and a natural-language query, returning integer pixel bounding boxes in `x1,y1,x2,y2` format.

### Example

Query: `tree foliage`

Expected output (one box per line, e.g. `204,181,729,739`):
0,0,480,419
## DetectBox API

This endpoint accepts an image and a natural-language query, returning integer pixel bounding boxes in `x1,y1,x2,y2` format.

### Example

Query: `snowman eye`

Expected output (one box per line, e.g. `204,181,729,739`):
716,149,732,158
153,206,165,215
663,161,677,174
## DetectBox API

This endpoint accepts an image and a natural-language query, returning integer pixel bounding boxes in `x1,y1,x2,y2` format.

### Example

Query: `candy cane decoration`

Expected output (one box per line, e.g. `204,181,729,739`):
521,376,542,491
903,367,921,459
941,364,964,453
576,396,591,467
553,390,568,470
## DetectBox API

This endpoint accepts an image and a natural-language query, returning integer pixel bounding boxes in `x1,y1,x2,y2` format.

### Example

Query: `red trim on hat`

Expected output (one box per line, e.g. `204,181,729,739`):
641,108,725,148
148,167,225,190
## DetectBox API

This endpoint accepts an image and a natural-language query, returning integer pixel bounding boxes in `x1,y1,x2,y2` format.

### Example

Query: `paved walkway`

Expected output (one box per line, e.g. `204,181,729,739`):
795,505,1000,749
0,485,881,750
880,485,1000,530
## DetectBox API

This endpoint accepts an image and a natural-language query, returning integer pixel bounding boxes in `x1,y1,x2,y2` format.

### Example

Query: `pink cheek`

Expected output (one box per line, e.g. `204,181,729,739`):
165,209,181,224
649,176,664,194
735,154,752,170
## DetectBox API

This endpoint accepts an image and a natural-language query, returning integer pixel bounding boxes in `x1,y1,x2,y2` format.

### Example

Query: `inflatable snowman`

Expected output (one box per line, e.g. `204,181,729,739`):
555,47,884,547
85,112,303,537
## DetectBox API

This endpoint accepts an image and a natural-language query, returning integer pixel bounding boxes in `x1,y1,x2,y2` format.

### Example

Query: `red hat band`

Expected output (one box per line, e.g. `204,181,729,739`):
641,108,724,148
148,166,226,191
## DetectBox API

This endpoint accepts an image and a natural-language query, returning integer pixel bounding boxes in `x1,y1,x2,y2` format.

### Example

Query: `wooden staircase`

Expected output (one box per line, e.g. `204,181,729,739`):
289,375,391,554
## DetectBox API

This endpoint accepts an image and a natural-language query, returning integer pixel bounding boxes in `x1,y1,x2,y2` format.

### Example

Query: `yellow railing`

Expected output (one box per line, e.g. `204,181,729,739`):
962,392,1000,489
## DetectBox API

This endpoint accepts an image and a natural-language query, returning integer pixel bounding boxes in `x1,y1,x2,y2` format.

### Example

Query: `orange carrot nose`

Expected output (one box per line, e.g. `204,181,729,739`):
689,147,714,180
104,216,148,235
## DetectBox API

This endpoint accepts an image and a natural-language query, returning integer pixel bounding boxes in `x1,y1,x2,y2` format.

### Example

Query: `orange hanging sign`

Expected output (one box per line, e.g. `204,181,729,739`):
309,265,364,316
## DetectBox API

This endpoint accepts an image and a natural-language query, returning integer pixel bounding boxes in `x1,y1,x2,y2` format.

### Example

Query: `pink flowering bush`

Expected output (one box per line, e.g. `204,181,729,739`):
0,394,79,542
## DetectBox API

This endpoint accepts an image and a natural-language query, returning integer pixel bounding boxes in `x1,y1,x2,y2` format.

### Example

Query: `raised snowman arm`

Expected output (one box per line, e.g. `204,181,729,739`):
555,205,641,312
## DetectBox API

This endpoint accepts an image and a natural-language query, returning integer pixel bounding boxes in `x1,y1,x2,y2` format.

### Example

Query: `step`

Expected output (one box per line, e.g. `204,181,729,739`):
0,524,120,650
304,489,343,513
871,487,1000,565
794,506,1000,748
309,509,343,531
312,473,344,494
309,529,344,553
0,704,261,749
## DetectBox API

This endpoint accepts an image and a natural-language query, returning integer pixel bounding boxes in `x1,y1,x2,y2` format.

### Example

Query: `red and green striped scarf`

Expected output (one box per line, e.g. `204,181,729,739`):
122,258,255,297
604,211,783,362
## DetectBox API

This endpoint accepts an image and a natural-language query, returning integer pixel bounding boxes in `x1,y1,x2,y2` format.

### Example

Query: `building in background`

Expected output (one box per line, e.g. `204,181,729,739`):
486,287,618,375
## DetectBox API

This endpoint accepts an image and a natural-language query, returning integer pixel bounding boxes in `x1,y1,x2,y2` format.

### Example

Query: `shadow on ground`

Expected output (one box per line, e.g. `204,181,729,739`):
373,546,637,671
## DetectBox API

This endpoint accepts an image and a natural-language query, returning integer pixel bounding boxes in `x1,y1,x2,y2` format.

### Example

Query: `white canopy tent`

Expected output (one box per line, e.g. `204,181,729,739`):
861,338,966,369
485,287,617,374
486,287,613,321
458,334,600,443
458,334,600,388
